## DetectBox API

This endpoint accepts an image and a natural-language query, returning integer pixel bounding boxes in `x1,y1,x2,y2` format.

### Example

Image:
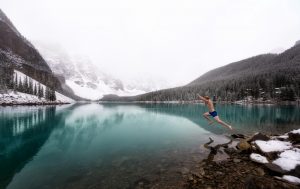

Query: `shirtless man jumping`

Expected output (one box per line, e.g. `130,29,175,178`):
198,94,233,130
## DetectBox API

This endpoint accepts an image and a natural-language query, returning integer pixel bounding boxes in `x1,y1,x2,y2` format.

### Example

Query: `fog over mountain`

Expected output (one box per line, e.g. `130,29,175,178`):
34,42,173,100
2,0,300,87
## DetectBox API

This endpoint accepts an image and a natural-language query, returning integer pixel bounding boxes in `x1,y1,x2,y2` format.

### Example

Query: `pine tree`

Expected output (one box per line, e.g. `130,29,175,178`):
13,73,18,91
44,87,57,101
29,79,33,94
33,83,37,96
52,90,56,101
50,89,56,101
38,84,44,98
18,78,23,92
24,76,29,93
40,86,44,98
45,87,50,100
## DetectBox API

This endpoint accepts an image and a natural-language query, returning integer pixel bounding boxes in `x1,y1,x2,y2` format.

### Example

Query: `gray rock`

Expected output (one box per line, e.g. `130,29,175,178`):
248,132,270,142
265,163,287,174
216,171,224,176
181,167,190,175
233,158,241,163
224,147,237,155
199,168,205,176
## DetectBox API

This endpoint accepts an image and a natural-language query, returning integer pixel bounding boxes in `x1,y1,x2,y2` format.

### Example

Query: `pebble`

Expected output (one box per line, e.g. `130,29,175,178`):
216,171,224,176
181,167,189,175
254,168,265,176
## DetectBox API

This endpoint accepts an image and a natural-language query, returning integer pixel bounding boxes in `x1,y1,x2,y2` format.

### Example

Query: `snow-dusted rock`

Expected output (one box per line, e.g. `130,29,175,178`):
291,129,300,134
282,175,300,185
273,149,300,171
250,153,268,164
271,134,289,141
254,140,292,153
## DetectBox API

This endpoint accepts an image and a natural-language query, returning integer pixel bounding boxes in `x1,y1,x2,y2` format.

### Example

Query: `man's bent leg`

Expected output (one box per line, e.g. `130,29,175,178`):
203,112,214,125
214,116,232,130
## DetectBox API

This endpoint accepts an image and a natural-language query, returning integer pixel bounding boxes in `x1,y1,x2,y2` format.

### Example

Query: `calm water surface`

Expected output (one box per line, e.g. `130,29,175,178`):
0,103,299,189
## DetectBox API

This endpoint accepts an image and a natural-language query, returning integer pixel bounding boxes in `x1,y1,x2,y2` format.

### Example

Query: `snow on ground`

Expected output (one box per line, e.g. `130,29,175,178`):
0,70,74,104
0,90,73,104
250,153,268,164
254,140,292,153
1,91,47,104
282,175,300,185
273,148,300,171
55,92,74,103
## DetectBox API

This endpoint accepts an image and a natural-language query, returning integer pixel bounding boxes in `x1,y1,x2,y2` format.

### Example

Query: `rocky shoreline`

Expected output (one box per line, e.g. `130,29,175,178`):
184,130,300,189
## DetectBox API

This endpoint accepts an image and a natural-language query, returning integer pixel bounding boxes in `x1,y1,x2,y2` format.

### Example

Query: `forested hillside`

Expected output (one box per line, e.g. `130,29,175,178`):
101,42,300,102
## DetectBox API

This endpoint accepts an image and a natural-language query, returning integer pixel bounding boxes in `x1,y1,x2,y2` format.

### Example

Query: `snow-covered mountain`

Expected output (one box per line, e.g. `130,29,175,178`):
33,42,149,100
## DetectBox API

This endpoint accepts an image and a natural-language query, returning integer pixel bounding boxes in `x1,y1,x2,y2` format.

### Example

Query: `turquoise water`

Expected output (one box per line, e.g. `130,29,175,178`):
0,103,299,189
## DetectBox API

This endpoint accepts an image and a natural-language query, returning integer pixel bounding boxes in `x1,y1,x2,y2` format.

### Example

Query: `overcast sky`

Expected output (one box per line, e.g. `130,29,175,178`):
1,0,300,86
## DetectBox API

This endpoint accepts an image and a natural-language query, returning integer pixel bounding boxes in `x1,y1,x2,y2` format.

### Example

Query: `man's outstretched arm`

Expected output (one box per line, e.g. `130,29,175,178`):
197,94,208,102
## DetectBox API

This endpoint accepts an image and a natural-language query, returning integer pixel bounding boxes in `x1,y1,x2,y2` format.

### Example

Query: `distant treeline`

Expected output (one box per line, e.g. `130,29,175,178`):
133,73,299,102
101,43,300,102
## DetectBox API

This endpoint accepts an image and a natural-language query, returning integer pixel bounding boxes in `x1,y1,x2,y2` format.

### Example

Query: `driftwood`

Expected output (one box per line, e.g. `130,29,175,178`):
203,137,233,162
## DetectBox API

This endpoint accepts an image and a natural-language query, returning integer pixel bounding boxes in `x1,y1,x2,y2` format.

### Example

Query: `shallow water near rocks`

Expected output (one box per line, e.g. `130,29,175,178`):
1,103,299,189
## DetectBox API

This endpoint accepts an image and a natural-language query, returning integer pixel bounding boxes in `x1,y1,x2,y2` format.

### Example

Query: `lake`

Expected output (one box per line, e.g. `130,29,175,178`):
1,103,300,189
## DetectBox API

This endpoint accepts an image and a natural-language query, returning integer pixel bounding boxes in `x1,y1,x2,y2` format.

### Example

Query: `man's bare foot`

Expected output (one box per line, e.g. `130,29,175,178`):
208,121,214,125
228,125,233,130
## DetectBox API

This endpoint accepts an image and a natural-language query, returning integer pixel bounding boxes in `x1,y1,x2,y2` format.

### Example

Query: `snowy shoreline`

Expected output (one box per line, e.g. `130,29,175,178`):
187,129,300,188
0,90,73,106
0,101,71,106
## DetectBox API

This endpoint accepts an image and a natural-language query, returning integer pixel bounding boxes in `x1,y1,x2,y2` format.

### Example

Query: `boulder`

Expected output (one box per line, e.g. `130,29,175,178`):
254,140,292,153
282,175,300,185
248,132,270,142
237,140,251,151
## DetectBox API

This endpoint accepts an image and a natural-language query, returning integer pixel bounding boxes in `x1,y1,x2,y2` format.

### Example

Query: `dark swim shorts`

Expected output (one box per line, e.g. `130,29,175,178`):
209,111,218,117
